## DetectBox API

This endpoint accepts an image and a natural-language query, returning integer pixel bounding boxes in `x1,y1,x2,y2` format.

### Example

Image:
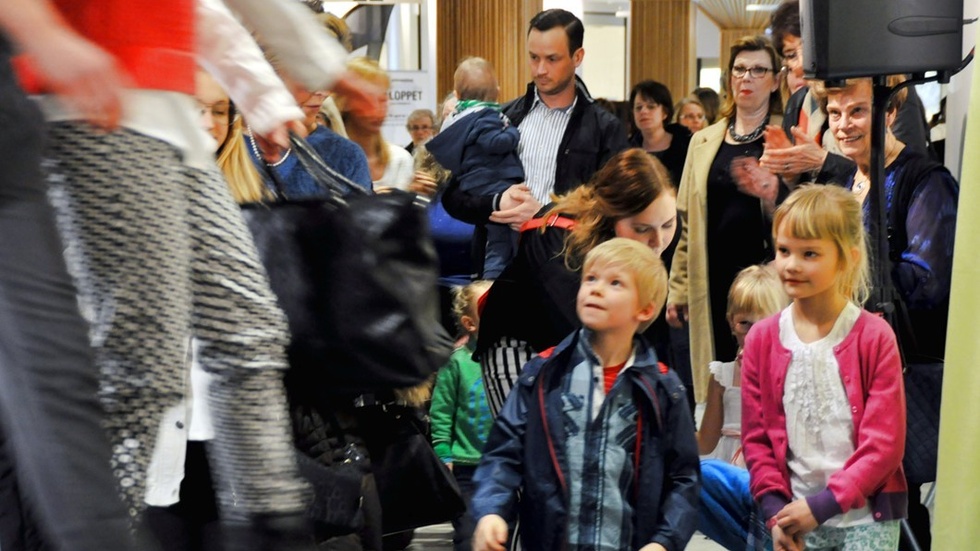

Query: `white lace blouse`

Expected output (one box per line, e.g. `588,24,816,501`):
779,302,873,527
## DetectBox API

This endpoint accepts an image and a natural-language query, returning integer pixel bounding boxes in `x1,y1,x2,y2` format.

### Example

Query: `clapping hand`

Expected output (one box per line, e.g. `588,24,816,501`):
730,156,779,210
759,125,829,182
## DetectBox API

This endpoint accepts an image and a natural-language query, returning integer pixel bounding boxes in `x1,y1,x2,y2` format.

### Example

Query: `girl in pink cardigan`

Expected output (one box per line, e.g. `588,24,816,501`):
741,185,907,551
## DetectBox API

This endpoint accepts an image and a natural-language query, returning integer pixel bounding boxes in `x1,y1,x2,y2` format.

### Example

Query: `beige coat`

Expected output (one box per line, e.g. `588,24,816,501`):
668,119,727,403
667,115,780,402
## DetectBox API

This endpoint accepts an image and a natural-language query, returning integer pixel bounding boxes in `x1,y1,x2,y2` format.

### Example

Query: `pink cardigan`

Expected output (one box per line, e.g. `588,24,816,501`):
741,308,908,525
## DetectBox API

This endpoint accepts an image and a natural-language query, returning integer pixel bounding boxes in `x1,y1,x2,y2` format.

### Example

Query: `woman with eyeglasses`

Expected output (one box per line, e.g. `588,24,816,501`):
666,35,783,406
675,97,708,135
404,109,436,155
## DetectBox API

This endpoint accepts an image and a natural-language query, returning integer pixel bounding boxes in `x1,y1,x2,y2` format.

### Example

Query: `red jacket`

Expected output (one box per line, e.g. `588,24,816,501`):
15,0,195,94
741,308,908,525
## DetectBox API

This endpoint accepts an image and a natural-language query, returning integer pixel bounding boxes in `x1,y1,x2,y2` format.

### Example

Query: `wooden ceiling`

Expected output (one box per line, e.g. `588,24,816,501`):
695,0,779,30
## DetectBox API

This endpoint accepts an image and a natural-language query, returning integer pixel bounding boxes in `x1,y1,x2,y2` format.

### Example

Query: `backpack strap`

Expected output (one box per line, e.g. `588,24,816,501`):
520,213,577,233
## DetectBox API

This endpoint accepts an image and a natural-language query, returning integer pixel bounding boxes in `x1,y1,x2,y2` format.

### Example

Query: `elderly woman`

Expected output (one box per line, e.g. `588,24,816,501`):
675,97,707,135
820,76,958,551
666,35,782,403
404,108,436,154
759,0,931,188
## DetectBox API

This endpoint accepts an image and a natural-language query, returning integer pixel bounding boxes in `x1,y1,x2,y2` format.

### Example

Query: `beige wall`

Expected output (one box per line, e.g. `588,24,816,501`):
435,0,542,103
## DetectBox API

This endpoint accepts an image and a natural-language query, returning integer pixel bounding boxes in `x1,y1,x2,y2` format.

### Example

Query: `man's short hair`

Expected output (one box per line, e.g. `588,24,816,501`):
528,9,584,54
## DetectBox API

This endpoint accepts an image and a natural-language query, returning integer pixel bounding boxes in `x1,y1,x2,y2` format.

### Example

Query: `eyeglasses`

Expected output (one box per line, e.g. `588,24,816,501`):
680,112,705,121
407,125,433,132
732,66,773,79
197,100,231,123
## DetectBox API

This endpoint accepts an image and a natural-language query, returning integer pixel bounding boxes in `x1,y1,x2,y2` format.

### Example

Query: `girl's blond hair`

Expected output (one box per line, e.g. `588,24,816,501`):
218,116,270,204
772,185,870,305
726,265,789,320
451,280,492,336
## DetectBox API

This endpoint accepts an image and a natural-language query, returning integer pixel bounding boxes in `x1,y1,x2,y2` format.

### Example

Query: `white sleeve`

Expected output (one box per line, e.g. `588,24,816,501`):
195,0,303,135
220,0,347,90
387,145,415,190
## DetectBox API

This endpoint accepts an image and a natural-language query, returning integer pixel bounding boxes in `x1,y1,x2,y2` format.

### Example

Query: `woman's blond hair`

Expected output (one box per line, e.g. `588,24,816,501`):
218,116,270,204
726,265,789,320
546,148,674,270
772,185,870,305
339,57,392,170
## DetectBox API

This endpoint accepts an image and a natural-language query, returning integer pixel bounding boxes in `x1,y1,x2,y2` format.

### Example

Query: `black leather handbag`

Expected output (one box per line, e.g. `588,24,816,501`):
355,404,465,535
241,134,453,396
295,443,366,535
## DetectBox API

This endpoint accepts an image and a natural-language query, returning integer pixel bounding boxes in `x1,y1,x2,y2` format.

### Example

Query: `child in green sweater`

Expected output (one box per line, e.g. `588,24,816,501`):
430,280,494,551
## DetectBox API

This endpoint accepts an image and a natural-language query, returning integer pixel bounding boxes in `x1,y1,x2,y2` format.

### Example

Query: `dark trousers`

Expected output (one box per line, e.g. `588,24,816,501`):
144,441,224,551
0,47,136,551
900,483,931,551
451,465,478,551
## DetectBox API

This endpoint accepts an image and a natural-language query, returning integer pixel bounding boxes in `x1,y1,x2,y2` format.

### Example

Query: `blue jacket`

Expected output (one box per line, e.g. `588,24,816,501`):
472,330,700,551
250,125,372,198
427,107,524,196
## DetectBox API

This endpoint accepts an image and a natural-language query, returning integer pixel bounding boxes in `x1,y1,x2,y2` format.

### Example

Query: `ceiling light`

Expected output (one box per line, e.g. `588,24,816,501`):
746,4,778,11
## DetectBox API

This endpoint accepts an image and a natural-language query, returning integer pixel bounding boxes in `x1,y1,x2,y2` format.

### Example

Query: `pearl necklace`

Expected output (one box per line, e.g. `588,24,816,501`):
246,125,291,167
728,116,769,143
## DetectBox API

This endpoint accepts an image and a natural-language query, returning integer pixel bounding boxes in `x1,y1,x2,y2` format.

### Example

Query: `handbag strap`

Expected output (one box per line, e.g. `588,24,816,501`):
245,126,288,200
247,127,368,200
288,131,369,197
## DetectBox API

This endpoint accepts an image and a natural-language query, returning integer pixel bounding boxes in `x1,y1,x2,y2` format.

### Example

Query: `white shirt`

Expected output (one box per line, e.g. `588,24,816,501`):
517,91,577,203
374,142,414,190
779,303,872,527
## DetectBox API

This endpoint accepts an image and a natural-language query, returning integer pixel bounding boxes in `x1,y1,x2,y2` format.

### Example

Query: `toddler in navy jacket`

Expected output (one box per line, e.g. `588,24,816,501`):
426,57,524,278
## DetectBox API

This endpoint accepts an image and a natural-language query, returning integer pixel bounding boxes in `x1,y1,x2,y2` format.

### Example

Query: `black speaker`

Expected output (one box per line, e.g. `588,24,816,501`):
800,0,963,80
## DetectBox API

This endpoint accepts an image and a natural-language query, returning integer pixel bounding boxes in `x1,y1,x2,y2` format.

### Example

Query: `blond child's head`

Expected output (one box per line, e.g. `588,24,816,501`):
772,184,870,305
451,280,493,338
577,238,667,335
454,57,499,103
726,265,789,348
